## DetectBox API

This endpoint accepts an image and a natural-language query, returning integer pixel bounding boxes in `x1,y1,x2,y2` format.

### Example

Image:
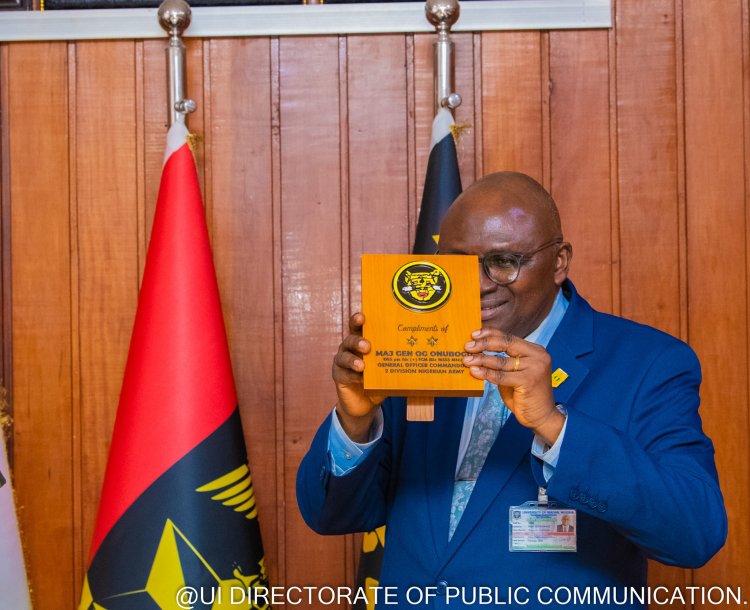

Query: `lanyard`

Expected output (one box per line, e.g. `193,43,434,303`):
537,487,548,506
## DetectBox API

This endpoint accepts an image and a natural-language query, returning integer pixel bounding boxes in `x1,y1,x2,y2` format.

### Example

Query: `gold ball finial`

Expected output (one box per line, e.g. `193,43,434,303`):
158,0,192,36
425,0,460,29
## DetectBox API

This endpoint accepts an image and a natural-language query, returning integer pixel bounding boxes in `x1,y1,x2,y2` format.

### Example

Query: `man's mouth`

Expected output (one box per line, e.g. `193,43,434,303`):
480,300,507,320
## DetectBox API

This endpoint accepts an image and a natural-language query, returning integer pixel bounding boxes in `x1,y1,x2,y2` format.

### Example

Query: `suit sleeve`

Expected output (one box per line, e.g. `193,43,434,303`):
296,404,395,535
541,340,727,568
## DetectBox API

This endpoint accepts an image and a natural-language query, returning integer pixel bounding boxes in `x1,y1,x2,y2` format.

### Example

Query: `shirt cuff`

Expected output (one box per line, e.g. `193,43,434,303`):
327,406,384,476
531,413,568,482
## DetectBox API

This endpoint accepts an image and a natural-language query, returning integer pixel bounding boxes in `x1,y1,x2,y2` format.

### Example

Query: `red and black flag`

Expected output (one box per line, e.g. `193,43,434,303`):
353,107,463,609
79,123,268,610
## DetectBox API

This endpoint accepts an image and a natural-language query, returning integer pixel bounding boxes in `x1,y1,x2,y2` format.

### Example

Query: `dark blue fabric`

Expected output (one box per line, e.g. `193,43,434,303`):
297,281,727,610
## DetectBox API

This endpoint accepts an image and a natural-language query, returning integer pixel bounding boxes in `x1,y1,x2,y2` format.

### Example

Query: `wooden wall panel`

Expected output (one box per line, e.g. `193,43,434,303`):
0,47,11,427
613,0,688,598
453,33,477,190
278,36,346,599
481,32,544,182
143,39,169,250
207,37,280,583
548,29,613,313
2,1,750,605
616,0,682,338
75,42,140,576
8,42,74,610
347,34,410,305
684,0,750,594
414,33,438,212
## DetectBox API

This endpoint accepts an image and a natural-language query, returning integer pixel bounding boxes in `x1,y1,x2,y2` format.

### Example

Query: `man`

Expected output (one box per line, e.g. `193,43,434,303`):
557,514,574,533
297,172,726,609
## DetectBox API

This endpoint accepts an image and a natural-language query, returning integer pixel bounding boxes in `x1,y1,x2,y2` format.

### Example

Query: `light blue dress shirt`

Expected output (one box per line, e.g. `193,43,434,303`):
329,289,570,480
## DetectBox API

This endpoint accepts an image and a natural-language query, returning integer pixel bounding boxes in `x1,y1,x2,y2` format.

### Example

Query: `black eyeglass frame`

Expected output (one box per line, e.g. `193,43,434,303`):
477,238,564,286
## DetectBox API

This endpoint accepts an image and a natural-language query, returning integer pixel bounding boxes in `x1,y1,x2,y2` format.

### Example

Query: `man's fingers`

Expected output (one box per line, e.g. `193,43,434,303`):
340,333,371,355
334,364,364,385
468,365,523,387
465,330,518,354
348,312,366,334
332,314,371,384
334,348,365,373
464,353,522,372
464,354,533,387
464,329,539,357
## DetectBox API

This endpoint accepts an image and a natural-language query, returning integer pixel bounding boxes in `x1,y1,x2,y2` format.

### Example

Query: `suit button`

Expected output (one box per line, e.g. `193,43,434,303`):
598,501,608,513
569,487,580,502
579,490,589,504
437,580,448,594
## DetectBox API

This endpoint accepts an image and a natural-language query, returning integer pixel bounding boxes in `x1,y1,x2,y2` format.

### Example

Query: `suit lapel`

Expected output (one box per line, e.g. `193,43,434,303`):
546,281,594,404
548,340,589,404
425,397,466,557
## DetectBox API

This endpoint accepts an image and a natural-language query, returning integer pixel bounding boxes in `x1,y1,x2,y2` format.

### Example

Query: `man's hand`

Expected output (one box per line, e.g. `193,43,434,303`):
332,312,386,442
463,329,565,446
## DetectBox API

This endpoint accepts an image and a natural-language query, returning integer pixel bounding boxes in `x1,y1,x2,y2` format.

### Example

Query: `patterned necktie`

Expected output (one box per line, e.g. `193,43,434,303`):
448,383,510,539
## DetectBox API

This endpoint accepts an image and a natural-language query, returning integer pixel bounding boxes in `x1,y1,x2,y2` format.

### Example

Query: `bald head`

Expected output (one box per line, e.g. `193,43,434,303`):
438,171,571,337
444,171,562,240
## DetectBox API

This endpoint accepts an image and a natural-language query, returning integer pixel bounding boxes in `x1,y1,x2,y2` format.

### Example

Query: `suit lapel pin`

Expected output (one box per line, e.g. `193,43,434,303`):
551,368,569,388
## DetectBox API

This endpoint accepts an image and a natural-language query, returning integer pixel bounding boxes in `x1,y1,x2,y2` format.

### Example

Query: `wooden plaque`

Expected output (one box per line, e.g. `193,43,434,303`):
362,254,484,398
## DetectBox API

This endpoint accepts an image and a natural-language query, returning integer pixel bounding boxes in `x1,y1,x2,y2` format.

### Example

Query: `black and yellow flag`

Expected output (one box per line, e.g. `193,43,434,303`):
353,107,463,609
79,123,268,609
412,108,463,254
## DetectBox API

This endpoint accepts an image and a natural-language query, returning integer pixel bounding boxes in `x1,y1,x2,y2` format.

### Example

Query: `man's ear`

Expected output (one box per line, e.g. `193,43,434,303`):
554,242,573,286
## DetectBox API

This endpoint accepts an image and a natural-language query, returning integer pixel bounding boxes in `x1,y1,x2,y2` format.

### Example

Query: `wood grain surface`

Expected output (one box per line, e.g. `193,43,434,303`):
549,29,613,314
684,0,750,595
1,3,748,606
8,41,75,609
481,31,544,182
361,254,483,397
278,36,346,600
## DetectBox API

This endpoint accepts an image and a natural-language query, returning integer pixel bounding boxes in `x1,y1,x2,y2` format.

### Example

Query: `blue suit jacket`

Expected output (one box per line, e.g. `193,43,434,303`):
297,282,726,609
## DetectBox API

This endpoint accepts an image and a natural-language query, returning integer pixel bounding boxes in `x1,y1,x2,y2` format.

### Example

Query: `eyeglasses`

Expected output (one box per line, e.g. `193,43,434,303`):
478,238,563,286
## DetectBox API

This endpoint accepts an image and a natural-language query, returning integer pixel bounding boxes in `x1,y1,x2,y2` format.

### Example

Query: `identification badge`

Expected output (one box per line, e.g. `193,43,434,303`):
509,502,577,552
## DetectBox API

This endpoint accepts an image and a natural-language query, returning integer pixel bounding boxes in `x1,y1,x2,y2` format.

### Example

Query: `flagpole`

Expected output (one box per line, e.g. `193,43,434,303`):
426,0,461,116
158,0,196,128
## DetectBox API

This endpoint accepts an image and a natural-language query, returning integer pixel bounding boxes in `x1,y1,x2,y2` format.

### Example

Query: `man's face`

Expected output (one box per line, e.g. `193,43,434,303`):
439,193,569,338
